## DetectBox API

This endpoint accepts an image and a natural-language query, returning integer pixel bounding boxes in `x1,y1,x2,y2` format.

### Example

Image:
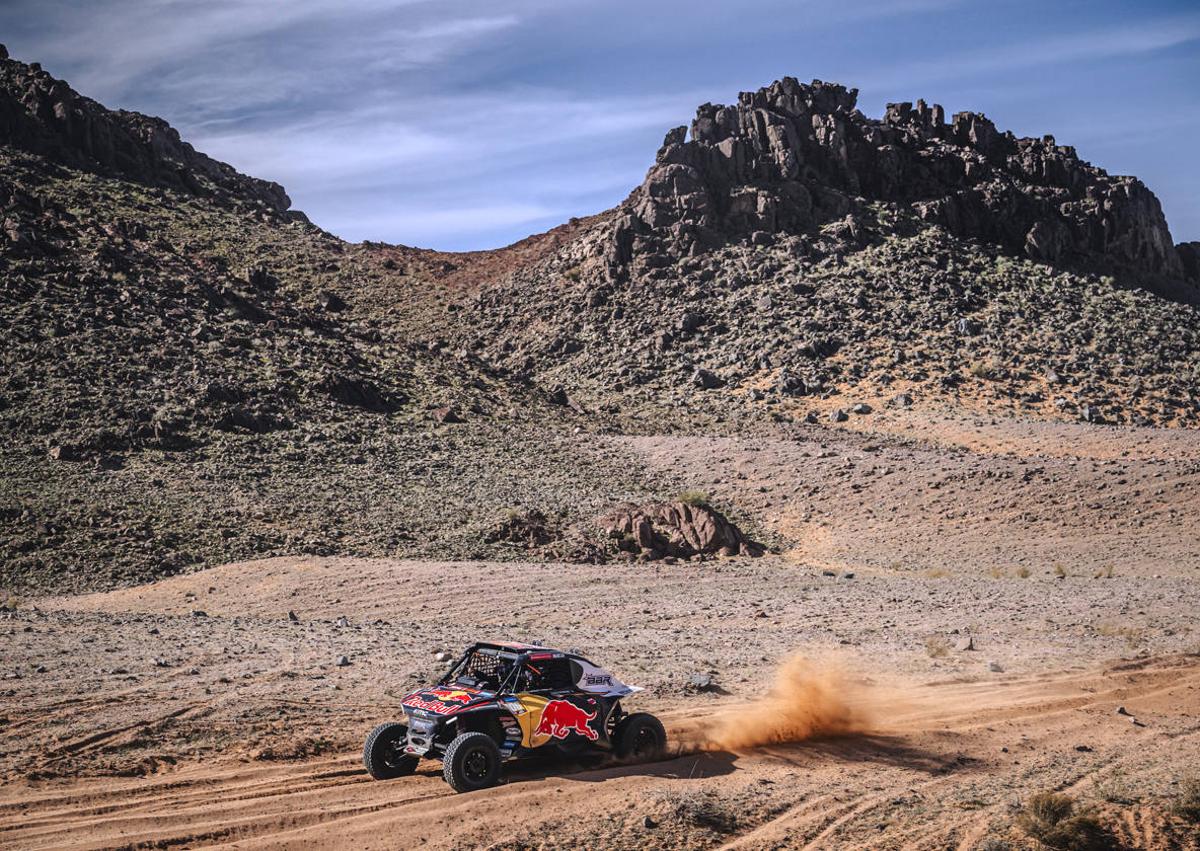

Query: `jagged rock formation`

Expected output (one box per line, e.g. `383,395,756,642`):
0,45,291,211
610,77,1194,294
600,501,764,560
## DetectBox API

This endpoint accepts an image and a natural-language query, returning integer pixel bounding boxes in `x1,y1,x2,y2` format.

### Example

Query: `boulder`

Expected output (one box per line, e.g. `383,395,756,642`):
599,500,764,560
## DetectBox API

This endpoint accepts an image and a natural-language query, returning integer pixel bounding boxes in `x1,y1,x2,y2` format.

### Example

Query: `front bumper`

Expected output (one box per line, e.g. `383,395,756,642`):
404,712,438,756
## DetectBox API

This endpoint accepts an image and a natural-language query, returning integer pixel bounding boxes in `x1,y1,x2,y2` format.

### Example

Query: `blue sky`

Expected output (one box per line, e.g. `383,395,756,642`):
3,0,1198,250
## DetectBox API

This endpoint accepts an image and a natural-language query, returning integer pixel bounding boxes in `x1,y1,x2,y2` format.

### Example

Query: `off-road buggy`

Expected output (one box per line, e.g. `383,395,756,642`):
363,641,667,792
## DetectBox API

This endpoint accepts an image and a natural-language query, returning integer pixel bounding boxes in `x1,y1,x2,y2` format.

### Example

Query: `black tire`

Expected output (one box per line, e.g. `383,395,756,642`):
442,731,502,793
363,722,419,780
614,712,667,761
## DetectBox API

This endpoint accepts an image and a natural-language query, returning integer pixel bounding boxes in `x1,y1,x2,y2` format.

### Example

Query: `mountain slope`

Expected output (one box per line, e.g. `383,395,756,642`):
452,78,1200,429
3,51,1200,592
0,49,667,591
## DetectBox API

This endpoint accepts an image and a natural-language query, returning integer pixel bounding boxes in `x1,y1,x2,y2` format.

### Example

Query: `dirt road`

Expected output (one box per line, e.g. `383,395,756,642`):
2,554,1198,849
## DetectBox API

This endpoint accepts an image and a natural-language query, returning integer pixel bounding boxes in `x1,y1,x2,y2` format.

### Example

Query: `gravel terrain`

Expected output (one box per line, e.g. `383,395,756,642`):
1,551,1198,849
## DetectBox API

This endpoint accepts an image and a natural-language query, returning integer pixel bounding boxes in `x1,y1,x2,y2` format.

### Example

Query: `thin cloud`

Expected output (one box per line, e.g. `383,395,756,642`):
0,0,1195,247
870,13,1200,90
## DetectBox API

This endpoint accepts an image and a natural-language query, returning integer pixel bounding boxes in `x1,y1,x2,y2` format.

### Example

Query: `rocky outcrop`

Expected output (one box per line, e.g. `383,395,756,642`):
600,501,764,560
611,76,1186,284
0,46,290,211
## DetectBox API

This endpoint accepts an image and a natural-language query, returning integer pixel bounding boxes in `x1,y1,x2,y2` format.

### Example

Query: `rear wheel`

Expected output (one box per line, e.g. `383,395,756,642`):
363,722,419,780
614,713,666,761
442,731,502,793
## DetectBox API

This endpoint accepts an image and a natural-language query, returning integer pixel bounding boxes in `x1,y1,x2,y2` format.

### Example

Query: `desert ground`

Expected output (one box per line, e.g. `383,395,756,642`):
2,411,1199,850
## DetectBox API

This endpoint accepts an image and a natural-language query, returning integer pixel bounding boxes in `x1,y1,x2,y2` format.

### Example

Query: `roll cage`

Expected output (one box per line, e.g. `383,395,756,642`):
440,643,593,696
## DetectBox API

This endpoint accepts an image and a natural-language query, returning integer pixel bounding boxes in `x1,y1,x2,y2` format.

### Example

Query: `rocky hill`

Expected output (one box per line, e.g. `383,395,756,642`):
3,51,1200,592
455,78,1200,430
0,48,675,592
608,78,1197,291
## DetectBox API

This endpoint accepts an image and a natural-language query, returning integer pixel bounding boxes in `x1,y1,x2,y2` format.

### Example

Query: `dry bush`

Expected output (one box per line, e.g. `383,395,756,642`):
974,839,1011,851
1016,792,1110,851
1016,566,1031,578
1092,565,1115,579
1094,622,1145,648
675,490,710,507
657,788,739,833
1053,563,1068,578
969,358,1002,380
925,636,951,658
1176,777,1200,823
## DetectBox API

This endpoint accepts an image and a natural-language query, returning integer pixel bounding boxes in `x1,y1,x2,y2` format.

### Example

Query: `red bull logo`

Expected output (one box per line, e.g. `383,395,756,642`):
403,687,477,714
428,687,473,704
535,699,598,741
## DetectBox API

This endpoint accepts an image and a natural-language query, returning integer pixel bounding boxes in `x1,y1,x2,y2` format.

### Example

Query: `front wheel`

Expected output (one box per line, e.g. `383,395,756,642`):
442,731,502,793
614,712,667,761
363,722,419,780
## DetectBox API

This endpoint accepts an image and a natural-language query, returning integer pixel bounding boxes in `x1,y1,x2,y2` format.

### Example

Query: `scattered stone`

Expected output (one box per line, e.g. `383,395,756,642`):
955,636,975,651
687,672,718,692
434,651,453,663
288,611,300,623
336,656,351,667
692,368,724,390
830,409,848,423
988,660,1004,672
432,406,464,424
642,815,657,829
850,403,872,415
316,290,346,312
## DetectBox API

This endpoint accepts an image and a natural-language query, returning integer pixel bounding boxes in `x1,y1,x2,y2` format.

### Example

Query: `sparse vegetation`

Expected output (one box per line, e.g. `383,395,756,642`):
1175,776,1200,823
657,788,739,834
974,838,1011,851
969,358,1003,380
1095,622,1145,648
925,636,951,658
1093,768,1134,805
675,490,710,507
1016,792,1110,851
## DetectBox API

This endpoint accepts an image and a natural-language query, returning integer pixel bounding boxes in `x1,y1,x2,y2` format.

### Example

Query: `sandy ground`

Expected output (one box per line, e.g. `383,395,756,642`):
2,554,1199,849
2,414,1200,849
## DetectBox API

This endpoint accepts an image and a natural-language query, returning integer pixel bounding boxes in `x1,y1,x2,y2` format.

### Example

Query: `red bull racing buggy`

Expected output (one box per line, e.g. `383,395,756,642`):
363,641,667,792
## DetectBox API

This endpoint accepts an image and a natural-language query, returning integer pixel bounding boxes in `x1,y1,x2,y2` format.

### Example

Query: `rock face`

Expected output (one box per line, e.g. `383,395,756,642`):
611,76,1186,284
0,47,290,211
600,501,764,560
